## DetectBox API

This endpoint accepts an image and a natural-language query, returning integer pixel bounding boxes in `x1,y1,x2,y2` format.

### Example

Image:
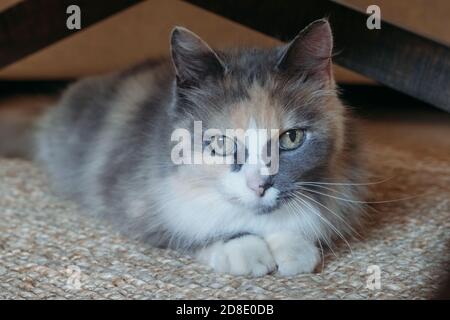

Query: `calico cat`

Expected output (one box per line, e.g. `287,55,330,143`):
33,19,366,277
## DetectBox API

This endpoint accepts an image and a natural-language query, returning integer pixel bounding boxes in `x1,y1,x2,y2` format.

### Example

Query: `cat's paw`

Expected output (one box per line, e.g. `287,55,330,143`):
265,233,320,276
196,235,277,277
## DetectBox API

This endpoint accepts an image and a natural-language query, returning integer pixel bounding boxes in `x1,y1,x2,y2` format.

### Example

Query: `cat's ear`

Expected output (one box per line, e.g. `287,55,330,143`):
170,26,226,85
276,19,333,80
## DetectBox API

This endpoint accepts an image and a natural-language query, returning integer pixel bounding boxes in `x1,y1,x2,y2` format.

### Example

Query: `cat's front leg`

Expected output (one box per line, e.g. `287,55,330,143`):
265,232,320,276
195,234,277,277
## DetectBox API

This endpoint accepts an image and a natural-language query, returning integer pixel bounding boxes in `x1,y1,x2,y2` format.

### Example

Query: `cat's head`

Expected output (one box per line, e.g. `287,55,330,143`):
169,20,347,214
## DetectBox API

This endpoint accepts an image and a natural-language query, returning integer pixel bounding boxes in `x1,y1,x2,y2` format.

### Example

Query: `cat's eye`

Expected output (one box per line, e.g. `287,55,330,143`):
208,135,236,156
279,129,305,150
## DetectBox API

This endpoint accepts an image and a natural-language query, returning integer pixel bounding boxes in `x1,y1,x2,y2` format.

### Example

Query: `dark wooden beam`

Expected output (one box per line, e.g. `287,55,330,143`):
185,0,450,111
0,0,143,70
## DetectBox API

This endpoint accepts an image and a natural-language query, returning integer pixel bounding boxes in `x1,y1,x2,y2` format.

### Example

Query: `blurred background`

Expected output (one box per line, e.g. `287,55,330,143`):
0,0,449,299
1,0,449,158
0,0,448,81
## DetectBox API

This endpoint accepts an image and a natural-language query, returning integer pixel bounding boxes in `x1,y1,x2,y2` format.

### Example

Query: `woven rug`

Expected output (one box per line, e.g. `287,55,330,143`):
0,125,449,299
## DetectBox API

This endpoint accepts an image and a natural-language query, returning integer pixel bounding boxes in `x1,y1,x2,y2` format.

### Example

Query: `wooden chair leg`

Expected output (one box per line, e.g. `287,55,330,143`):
0,0,143,70
186,0,450,111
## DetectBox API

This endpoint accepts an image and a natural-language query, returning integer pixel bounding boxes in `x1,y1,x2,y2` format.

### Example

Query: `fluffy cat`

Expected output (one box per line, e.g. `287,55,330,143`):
33,19,366,277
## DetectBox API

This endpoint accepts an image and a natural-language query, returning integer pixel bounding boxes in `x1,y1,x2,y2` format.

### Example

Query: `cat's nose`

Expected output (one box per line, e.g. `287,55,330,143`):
247,179,272,197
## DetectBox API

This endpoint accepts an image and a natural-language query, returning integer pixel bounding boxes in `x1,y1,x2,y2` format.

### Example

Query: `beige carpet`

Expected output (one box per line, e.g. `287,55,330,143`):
0,115,449,299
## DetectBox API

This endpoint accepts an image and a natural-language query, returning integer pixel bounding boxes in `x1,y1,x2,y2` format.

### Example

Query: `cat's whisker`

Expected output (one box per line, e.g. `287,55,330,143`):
284,199,328,266
283,198,331,265
300,183,380,215
297,186,366,204
290,191,355,256
294,192,353,257
292,189,361,239
295,176,394,186
297,183,357,197
296,185,423,205
298,183,379,216
317,237,326,272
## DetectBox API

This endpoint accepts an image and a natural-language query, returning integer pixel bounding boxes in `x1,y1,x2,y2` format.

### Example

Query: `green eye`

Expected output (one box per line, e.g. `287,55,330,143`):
279,129,305,150
209,135,236,156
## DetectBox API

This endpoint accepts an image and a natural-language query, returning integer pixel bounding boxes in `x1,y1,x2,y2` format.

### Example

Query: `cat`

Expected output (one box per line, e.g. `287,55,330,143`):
32,19,366,277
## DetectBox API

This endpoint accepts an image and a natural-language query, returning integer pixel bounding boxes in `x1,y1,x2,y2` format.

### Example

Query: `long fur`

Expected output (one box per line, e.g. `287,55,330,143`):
29,21,366,275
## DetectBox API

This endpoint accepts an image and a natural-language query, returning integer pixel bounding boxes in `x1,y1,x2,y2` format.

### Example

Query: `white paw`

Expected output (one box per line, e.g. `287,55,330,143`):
265,233,320,276
196,235,277,277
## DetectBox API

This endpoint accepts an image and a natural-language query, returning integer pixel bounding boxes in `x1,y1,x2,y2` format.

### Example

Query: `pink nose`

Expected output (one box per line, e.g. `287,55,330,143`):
246,178,271,197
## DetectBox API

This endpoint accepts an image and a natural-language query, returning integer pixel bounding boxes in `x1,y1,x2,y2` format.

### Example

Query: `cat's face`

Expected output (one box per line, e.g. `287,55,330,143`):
169,20,345,214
